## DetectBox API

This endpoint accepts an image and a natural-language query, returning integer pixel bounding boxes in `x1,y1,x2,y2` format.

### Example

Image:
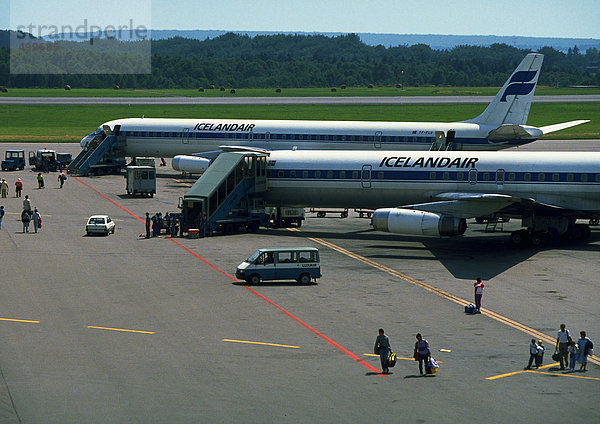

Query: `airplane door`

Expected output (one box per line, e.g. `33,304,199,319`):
374,131,382,148
469,169,477,185
496,168,505,188
361,164,372,188
446,130,456,149
182,128,190,144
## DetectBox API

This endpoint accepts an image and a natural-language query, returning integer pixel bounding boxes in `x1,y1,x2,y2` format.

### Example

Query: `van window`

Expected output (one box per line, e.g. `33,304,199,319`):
298,251,317,262
255,252,275,265
277,251,297,263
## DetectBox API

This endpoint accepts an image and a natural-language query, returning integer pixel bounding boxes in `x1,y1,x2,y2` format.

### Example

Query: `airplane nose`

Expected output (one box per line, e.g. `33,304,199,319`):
80,134,93,149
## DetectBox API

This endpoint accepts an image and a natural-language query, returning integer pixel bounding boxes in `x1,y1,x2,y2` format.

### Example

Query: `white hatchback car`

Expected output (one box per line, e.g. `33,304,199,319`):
86,215,116,236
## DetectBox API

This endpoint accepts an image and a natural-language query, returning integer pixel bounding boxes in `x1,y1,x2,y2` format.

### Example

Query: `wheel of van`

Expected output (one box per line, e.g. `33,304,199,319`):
510,230,527,246
529,232,543,247
341,211,348,218
317,212,325,218
298,273,311,284
247,274,261,285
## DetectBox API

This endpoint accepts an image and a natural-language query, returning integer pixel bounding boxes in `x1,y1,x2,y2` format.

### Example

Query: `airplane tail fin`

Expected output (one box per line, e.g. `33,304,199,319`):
466,53,543,126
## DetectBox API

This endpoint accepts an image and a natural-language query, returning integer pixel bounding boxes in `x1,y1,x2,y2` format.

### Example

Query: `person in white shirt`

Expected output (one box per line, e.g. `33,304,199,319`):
526,339,539,369
555,324,572,370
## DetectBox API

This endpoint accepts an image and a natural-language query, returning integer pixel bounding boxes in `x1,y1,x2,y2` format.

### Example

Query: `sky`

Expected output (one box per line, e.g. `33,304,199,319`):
2,0,599,39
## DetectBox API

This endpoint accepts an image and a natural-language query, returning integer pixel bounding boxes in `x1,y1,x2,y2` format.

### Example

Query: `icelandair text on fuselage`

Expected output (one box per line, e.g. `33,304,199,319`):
379,156,479,168
193,122,256,132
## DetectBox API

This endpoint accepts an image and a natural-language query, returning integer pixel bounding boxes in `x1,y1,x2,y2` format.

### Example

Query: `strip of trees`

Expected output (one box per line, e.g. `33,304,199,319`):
0,32,598,89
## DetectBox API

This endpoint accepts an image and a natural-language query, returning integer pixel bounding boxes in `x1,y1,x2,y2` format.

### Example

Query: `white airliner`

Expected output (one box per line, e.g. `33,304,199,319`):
81,53,588,166
180,149,599,246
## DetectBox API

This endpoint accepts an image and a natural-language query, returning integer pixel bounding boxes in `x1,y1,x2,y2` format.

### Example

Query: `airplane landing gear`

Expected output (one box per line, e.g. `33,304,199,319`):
510,223,591,247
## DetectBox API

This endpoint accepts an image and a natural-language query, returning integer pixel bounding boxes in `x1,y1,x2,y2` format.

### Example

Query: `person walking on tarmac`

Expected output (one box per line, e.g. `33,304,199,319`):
414,333,432,375
37,173,45,189
58,172,67,188
145,212,151,239
15,178,23,197
22,195,32,212
1,179,9,198
32,209,41,233
474,277,485,313
21,209,31,232
374,328,392,374
555,324,572,370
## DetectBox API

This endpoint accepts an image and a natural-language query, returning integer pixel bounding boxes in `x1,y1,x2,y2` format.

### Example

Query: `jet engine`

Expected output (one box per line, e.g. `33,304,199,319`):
371,208,467,237
171,155,211,174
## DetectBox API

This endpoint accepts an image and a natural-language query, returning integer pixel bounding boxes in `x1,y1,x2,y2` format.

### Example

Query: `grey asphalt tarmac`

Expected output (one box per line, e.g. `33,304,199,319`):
0,141,598,423
0,95,599,105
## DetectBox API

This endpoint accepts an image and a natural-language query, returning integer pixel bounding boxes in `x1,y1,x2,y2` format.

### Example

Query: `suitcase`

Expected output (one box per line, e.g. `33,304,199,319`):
387,352,397,368
430,357,439,373
465,304,477,314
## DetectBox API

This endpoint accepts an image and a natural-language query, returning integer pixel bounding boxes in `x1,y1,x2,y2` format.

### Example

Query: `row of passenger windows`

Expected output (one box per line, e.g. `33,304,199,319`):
124,131,433,143
271,170,600,182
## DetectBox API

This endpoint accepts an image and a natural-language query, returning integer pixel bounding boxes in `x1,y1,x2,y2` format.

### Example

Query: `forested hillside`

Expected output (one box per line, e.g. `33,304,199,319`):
1,32,598,89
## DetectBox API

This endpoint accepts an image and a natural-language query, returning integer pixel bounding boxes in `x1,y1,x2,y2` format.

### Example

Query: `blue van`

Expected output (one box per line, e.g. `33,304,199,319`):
236,247,321,284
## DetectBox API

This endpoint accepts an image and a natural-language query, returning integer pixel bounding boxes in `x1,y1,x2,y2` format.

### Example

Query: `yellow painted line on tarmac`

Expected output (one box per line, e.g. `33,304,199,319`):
287,228,600,367
527,370,600,381
87,325,155,334
222,339,300,349
487,363,558,380
487,363,600,382
0,317,40,324
364,353,415,361
7,212,52,217
486,370,527,380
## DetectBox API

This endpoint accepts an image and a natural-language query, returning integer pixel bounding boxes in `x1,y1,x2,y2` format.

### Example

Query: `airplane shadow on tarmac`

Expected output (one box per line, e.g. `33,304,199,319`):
275,227,600,280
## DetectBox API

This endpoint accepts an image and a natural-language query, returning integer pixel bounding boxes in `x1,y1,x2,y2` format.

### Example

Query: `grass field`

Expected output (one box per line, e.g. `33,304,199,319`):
1,86,600,97
0,102,597,142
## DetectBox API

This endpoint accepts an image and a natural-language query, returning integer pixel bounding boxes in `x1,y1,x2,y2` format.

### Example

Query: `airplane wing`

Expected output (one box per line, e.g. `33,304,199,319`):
487,124,538,141
219,145,271,154
401,192,567,219
539,120,590,134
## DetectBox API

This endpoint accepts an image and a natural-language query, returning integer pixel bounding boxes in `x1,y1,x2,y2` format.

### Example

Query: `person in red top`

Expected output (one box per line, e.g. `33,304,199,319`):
474,277,484,313
14,178,23,197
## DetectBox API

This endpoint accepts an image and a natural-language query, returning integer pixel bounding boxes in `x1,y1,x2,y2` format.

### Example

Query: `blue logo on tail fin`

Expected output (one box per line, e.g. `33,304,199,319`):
500,70,538,102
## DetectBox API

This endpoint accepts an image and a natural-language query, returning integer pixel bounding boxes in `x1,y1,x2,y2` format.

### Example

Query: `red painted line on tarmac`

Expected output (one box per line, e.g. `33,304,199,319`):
74,177,145,223
76,177,383,375
167,237,239,280
243,285,383,374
